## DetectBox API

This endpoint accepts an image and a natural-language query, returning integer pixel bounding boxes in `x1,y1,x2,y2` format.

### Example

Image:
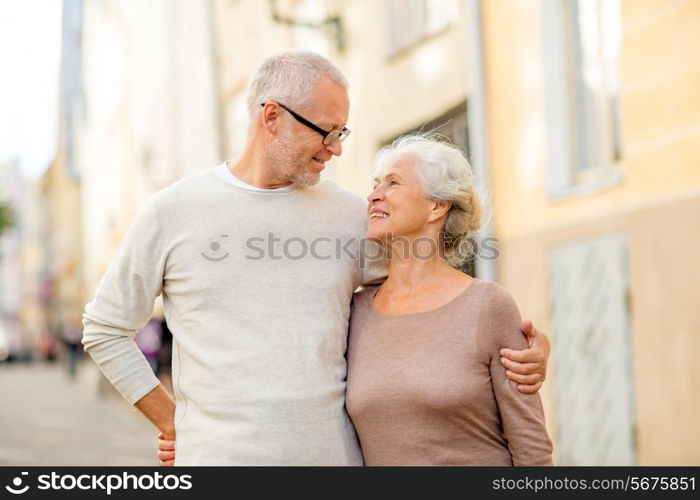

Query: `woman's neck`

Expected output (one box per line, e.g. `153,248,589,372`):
383,248,456,296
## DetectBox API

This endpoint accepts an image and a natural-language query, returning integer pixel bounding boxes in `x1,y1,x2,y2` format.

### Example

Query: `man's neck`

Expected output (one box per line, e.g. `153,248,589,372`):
226,149,293,189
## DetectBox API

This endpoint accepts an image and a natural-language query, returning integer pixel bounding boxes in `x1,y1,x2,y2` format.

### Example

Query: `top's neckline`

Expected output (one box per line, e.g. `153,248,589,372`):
368,278,481,319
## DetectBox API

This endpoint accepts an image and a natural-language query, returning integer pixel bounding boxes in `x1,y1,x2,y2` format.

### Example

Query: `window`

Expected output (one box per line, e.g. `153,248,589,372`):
383,102,468,153
549,233,637,465
384,0,459,57
543,0,623,197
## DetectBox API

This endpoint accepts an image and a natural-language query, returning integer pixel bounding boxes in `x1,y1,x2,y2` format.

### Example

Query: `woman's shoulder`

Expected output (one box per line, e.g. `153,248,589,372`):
471,280,524,345
473,280,518,309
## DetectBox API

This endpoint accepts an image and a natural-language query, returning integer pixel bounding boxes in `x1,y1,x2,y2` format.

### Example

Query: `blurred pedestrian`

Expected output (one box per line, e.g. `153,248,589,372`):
62,320,83,378
157,318,173,392
135,318,163,375
0,322,9,361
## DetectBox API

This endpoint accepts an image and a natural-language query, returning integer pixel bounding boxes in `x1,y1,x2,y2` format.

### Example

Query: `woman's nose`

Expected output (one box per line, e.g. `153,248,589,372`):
367,187,383,203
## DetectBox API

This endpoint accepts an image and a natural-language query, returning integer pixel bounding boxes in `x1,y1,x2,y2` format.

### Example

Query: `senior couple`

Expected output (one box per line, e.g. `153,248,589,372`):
83,51,553,466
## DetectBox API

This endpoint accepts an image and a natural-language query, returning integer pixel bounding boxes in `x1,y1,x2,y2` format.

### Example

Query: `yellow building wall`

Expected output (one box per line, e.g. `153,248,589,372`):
499,190,700,465
483,0,700,464
483,0,700,241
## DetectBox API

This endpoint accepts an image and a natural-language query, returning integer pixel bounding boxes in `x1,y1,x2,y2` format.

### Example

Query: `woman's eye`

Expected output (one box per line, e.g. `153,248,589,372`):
389,180,398,186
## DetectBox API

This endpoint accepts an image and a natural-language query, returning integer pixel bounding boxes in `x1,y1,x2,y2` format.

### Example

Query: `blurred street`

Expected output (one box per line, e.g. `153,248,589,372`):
0,362,157,466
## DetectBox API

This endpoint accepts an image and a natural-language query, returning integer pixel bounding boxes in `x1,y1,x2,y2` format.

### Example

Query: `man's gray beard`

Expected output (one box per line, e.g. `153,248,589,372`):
266,135,321,187
293,169,320,186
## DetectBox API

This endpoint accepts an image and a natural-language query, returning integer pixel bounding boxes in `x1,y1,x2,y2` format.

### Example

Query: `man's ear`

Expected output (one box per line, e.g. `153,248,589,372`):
428,201,451,223
261,103,280,134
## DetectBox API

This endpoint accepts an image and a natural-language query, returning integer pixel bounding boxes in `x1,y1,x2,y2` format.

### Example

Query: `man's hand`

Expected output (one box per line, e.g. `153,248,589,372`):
500,320,550,394
133,385,177,465
158,432,176,467
135,385,176,437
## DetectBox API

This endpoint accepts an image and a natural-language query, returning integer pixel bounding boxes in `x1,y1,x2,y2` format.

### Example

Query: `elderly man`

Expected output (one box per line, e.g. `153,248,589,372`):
82,51,549,466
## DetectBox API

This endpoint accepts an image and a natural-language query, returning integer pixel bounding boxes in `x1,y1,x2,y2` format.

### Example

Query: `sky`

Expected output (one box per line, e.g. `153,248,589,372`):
0,0,63,178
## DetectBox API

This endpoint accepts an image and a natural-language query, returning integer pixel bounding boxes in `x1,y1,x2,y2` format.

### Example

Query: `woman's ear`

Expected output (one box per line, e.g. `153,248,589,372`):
428,201,451,223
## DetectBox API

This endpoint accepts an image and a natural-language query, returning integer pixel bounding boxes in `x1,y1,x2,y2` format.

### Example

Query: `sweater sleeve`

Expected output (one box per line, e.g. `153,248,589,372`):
484,285,553,465
81,195,166,405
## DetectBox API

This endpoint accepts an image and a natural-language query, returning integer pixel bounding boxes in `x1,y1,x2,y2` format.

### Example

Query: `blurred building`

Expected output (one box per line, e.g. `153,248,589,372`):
75,0,221,292
12,0,697,465
0,161,31,359
2,158,56,362
481,0,700,465
27,0,88,360
17,178,52,359
39,158,84,353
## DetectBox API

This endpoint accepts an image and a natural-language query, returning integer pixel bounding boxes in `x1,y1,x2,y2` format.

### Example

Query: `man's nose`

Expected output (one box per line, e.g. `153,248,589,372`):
326,138,343,157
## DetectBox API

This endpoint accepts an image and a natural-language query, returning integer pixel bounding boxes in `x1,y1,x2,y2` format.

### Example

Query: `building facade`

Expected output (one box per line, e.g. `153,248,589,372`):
481,0,700,465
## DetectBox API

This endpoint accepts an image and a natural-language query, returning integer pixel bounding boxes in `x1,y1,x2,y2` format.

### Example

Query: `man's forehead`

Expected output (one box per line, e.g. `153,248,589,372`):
308,75,349,125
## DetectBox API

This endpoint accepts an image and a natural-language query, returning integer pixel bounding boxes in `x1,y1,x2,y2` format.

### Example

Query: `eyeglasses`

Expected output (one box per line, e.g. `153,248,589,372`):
260,101,351,146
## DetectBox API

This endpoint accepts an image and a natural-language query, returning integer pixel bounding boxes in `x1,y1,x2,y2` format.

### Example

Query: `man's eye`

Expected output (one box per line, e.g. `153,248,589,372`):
389,180,398,185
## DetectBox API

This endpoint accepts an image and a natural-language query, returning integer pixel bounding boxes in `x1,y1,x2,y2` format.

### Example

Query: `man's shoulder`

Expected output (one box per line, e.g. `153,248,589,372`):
149,167,222,207
160,167,217,193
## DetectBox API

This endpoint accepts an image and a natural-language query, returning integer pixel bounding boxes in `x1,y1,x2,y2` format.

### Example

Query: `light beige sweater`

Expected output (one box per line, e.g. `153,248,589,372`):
346,279,553,465
82,163,386,465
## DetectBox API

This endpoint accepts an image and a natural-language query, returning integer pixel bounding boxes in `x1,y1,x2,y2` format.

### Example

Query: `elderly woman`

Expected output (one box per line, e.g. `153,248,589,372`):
345,134,553,465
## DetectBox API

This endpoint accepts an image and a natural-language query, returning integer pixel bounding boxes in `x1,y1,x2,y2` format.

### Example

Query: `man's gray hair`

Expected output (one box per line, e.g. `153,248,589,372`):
246,50,349,119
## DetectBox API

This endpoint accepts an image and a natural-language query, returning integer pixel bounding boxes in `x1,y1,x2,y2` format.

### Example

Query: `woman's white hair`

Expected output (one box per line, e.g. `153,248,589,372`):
371,133,482,266
246,50,349,119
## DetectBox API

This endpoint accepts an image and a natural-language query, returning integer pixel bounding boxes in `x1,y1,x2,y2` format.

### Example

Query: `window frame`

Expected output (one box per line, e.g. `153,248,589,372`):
542,0,624,200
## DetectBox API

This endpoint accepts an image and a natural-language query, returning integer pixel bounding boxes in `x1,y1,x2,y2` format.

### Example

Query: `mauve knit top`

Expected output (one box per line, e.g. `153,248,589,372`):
346,279,553,466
